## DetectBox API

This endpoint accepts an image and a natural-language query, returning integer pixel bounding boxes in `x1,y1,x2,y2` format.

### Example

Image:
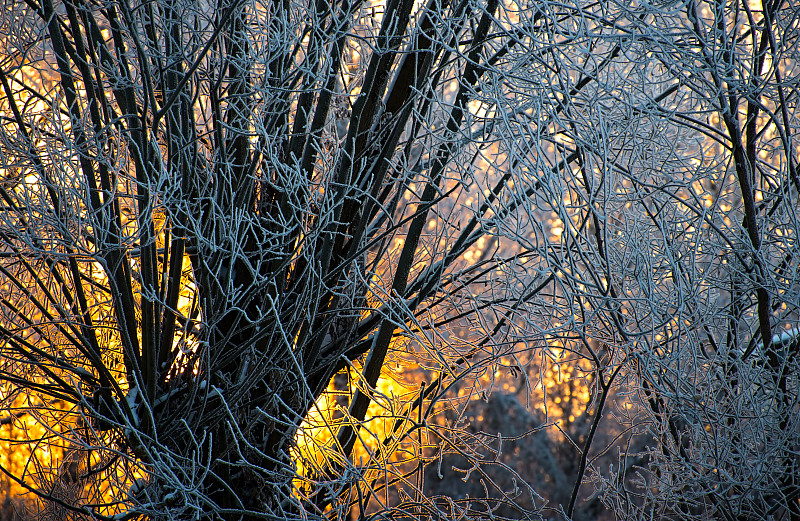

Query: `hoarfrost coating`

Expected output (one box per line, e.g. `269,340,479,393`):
0,0,798,519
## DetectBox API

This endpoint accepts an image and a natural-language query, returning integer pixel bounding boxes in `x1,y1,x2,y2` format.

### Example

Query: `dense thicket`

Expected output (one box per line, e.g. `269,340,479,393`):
0,0,798,519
